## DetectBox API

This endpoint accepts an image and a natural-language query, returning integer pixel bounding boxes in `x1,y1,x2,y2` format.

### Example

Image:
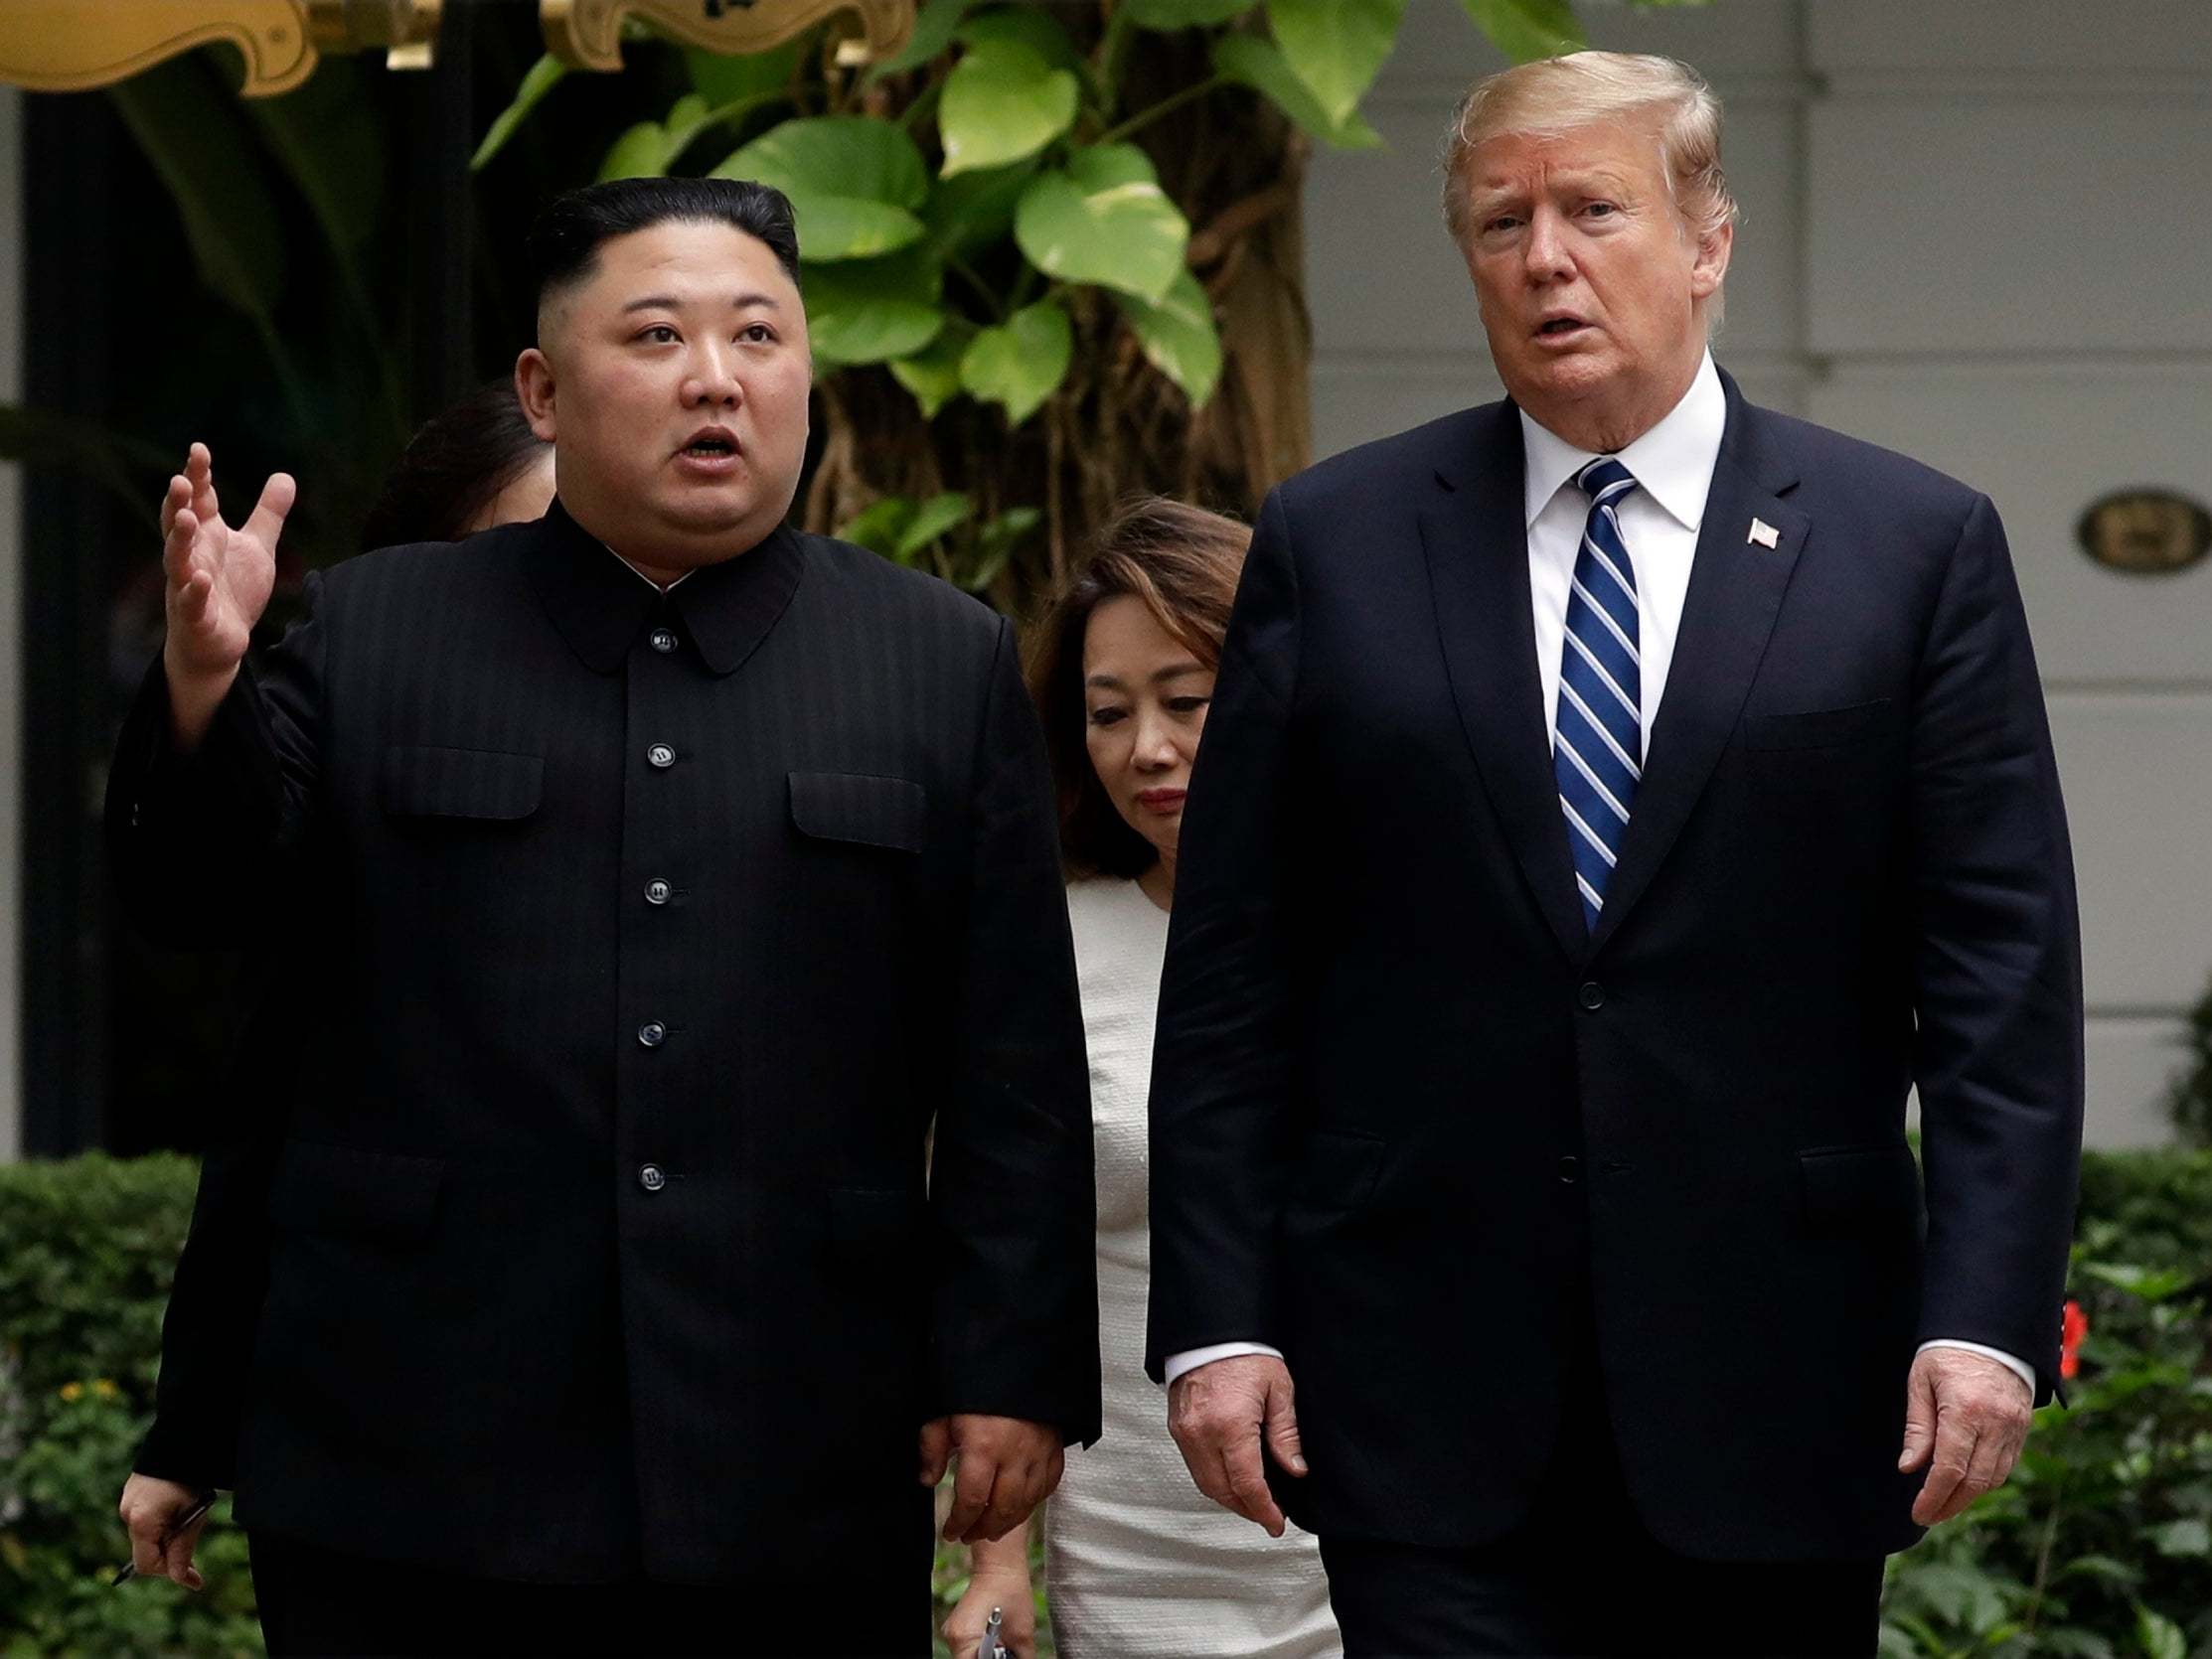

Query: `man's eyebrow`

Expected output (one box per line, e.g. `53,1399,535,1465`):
619,292,784,314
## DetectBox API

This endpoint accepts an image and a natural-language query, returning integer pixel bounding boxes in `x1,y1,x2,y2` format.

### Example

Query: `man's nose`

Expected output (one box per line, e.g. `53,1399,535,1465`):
1523,209,1574,281
684,341,742,406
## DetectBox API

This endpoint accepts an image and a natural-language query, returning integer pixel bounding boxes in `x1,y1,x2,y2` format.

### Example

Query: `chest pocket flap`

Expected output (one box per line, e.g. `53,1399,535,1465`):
383,745,544,821
789,771,927,852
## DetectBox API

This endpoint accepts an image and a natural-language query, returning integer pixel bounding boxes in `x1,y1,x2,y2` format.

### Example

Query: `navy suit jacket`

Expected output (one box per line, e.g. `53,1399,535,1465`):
1145,370,2084,1561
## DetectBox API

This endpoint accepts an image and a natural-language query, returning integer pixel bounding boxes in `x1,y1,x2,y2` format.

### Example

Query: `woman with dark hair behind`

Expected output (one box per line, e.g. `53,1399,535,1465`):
358,378,555,550
943,499,1340,1658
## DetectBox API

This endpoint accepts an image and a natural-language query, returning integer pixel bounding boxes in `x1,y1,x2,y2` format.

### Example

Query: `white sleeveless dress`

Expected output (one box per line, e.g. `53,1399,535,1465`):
1043,877,1341,1658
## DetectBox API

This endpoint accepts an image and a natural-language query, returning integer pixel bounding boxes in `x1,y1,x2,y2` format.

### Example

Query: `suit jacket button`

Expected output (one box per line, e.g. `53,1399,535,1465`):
647,743,677,769
645,879,672,905
1557,1155,1582,1185
638,1021,667,1048
1577,981,1605,1011
650,628,679,655
639,1163,667,1192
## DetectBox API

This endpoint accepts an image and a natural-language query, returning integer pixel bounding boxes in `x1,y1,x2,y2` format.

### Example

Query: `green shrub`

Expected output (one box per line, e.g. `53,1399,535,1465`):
1881,1150,2212,1658
0,1153,260,1655
6,1148,2208,1657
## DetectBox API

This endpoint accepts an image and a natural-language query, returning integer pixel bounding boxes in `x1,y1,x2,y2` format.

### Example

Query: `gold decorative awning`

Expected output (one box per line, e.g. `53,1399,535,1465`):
0,0,912,97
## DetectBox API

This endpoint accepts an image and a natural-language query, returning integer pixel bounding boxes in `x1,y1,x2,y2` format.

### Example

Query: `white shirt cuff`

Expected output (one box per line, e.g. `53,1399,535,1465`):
1917,1338,2036,1395
1162,1341,1284,1387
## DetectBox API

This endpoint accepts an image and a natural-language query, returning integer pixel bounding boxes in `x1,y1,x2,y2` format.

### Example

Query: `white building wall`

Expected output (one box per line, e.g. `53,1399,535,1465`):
1304,0,2212,1145
0,85,22,1163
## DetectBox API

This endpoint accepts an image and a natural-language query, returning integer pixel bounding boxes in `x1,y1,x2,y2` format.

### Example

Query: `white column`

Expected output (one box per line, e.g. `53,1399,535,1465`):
0,85,22,1162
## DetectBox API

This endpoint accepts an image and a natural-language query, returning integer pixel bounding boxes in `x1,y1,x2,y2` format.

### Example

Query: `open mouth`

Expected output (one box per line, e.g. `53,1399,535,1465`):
1538,317,1588,337
683,434,738,458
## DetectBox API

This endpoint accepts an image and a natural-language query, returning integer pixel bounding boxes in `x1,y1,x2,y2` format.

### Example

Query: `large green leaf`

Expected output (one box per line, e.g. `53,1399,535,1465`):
804,250,947,364
1124,0,1260,29
1014,144,1188,303
923,161,1036,262
955,7,1084,74
961,301,1072,424
1460,0,1584,62
688,35,812,104
938,40,1079,177
1211,33,1381,148
865,0,971,82
1114,268,1222,406
599,120,673,182
1266,0,1406,127
721,116,931,260
896,492,976,560
473,54,568,171
108,59,286,326
889,326,972,416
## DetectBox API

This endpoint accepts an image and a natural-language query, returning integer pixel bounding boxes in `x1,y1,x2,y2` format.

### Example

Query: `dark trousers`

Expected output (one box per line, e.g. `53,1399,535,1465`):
249,1530,930,1658
1319,1273,1883,1658
1317,1399,1882,1659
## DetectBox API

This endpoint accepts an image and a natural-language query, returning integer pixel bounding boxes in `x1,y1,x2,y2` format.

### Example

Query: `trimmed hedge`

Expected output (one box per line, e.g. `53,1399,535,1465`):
4,1150,2207,1657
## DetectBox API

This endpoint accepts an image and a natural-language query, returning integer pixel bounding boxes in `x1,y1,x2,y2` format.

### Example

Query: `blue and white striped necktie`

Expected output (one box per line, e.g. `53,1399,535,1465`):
1554,457,1643,933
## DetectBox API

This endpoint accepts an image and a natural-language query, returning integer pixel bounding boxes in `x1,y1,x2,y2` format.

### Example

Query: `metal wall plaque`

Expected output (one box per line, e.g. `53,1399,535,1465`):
2077,489,2212,576
0,0,441,95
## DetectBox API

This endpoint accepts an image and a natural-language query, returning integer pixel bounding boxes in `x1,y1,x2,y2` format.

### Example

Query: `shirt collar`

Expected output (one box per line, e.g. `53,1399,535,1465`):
529,496,807,677
1518,350,1725,532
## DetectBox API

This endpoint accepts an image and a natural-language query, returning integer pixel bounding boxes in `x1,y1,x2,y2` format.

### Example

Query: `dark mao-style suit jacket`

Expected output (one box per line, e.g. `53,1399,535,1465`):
1145,370,2085,1563
108,500,1100,1584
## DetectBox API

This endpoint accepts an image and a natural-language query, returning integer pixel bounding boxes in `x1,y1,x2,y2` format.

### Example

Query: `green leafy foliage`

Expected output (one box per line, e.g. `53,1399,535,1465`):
1265,0,1408,128
1212,33,1382,148
937,40,1081,176
0,1155,262,1656
1459,0,1586,62
1014,145,1189,303
471,53,569,171
1881,1149,2212,1658
1115,269,1225,405
721,116,932,259
804,249,947,366
962,300,1074,424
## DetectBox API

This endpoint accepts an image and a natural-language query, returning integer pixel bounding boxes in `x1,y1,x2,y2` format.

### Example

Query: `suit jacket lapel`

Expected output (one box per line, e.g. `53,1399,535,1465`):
1420,403,1588,964
1588,385,1807,952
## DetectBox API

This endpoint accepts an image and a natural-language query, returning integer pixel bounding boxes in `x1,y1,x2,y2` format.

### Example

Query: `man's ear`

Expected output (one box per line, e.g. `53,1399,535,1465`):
1690,219,1734,300
515,349,557,441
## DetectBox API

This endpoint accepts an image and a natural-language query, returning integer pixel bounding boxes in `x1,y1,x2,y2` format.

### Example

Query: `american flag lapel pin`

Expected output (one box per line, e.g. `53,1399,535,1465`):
1748,517,1781,549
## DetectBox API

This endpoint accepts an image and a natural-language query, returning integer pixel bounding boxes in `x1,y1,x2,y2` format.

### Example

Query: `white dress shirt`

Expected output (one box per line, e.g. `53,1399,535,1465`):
1162,353,2032,1396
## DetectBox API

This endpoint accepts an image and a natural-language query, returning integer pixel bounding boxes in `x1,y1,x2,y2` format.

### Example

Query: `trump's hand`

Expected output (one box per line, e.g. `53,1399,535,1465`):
159,442,294,749
117,1473,213,1590
1168,1353,1307,1537
919,1414,1064,1545
1899,1346,2035,1526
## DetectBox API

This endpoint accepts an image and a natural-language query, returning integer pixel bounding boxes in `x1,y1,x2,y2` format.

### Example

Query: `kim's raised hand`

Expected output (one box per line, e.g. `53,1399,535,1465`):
160,442,294,747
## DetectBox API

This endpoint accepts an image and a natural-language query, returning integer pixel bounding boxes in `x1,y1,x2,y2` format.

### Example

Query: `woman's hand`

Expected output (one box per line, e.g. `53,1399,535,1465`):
941,1519,1037,1659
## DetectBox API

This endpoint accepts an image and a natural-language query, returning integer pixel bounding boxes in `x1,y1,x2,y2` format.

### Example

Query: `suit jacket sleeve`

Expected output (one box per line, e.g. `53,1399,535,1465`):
106,579,328,1486
1143,486,1302,1382
1908,493,2084,1402
927,616,1101,1444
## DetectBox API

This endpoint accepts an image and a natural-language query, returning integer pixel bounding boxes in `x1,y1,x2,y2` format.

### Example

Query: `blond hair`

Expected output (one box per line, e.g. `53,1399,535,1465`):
1440,51,1738,255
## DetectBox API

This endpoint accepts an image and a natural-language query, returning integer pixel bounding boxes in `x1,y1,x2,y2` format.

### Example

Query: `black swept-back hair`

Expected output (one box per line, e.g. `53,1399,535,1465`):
359,379,550,550
526,176,803,326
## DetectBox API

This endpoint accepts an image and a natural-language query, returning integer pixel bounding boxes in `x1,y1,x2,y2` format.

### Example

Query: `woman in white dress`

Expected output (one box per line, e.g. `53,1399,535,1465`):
944,499,1341,1659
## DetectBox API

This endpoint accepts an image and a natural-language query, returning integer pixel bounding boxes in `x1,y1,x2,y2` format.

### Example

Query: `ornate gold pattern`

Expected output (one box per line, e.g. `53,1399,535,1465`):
542,0,913,73
0,0,316,97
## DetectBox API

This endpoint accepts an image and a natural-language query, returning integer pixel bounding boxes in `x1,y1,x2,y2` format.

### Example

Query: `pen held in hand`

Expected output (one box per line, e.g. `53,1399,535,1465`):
112,1491,216,1586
